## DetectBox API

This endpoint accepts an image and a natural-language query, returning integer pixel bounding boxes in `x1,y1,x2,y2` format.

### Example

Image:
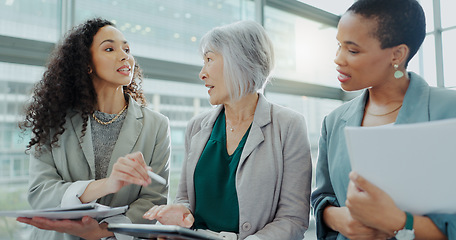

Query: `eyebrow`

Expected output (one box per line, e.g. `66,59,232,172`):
203,50,214,56
99,39,128,46
343,40,360,47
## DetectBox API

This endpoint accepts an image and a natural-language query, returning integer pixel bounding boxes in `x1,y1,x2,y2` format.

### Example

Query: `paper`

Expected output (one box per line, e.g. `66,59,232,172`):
108,223,224,240
0,203,128,220
345,118,456,215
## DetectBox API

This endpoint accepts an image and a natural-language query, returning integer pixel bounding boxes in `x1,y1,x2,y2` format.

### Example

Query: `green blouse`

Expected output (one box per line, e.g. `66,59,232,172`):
193,109,251,233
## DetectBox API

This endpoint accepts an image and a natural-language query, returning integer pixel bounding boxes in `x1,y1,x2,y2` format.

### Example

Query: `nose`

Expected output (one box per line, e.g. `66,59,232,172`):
199,67,207,81
334,47,344,66
120,51,130,62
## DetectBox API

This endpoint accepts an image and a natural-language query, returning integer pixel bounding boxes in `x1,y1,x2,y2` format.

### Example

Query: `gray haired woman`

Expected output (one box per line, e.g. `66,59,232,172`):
143,20,313,240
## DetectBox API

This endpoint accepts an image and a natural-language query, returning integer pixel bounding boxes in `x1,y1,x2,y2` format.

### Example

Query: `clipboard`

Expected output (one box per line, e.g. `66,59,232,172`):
0,203,127,220
108,223,224,240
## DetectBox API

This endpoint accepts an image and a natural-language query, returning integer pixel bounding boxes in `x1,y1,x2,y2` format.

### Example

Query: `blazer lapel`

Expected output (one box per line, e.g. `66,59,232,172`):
70,111,96,177
239,94,268,167
396,72,430,124
107,96,143,173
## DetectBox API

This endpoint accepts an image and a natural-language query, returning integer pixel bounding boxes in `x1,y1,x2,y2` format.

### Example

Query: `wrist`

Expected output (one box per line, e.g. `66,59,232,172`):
323,205,341,232
393,211,415,240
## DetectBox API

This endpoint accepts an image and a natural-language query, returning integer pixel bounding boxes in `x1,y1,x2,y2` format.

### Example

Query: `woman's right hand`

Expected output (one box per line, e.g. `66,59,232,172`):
323,206,389,240
79,151,151,203
104,151,151,194
143,204,194,228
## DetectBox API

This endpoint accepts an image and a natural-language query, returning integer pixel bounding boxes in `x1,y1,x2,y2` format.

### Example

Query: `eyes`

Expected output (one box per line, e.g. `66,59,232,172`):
104,46,130,53
337,43,359,55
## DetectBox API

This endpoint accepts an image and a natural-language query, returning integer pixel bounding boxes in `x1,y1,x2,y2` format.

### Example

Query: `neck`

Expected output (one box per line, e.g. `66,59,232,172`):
224,93,259,122
367,76,409,106
96,89,127,114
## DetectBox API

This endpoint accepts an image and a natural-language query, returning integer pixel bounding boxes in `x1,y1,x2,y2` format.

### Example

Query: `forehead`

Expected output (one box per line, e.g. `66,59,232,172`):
92,25,126,44
337,12,379,45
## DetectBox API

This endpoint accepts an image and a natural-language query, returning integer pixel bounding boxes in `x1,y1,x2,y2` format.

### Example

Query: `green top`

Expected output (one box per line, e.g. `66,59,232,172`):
193,109,251,233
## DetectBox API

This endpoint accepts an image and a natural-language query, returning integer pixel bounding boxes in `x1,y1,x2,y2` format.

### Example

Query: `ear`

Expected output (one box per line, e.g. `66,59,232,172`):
391,44,409,68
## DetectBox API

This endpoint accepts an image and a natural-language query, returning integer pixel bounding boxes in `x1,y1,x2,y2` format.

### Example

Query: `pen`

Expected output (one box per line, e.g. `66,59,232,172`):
147,170,167,185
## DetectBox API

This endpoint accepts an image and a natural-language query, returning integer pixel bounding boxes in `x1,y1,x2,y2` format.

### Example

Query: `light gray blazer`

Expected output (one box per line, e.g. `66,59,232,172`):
175,94,312,240
27,95,171,240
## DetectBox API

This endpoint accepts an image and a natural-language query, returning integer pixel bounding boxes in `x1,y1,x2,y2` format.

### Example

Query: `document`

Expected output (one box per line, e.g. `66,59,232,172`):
345,118,456,215
107,223,224,240
0,203,127,220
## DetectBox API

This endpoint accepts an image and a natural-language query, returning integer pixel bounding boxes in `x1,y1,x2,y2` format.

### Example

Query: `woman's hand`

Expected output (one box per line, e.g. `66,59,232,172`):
104,151,152,194
323,205,390,240
346,171,405,236
79,151,152,203
143,204,194,228
16,216,113,240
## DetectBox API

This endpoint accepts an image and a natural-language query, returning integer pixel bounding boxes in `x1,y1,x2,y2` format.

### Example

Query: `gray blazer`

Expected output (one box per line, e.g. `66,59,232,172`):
175,94,312,240
27,95,171,240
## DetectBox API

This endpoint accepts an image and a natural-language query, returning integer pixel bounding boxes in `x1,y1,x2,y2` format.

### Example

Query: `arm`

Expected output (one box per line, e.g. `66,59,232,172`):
310,117,386,240
346,172,447,240
174,117,198,209
250,114,312,239
310,116,341,239
126,116,170,223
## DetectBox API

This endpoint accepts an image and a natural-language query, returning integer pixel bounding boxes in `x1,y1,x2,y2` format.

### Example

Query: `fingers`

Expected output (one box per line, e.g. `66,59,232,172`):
349,171,376,193
111,152,151,186
143,205,164,220
143,204,194,228
182,213,194,228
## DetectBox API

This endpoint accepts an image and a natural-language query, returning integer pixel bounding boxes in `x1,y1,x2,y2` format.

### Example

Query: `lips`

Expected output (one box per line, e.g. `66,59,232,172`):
205,84,214,94
117,65,131,75
337,69,351,83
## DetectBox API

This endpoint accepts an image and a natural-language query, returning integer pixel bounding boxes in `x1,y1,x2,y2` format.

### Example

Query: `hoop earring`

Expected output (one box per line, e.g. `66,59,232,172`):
394,64,404,79
88,67,93,74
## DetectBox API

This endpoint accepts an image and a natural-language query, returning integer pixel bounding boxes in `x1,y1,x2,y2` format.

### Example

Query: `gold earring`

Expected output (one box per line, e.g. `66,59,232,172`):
88,67,93,74
394,64,404,79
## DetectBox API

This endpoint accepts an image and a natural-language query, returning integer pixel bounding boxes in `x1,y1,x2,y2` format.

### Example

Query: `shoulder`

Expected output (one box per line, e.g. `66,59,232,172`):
186,107,219,132
325,93,362,125
269,102,306,126
141,105,169,124
428,86,456,118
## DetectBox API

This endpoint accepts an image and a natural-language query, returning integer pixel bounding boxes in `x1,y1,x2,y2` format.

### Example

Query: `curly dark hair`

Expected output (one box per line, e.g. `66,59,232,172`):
347,0,426,67
19,17,147,153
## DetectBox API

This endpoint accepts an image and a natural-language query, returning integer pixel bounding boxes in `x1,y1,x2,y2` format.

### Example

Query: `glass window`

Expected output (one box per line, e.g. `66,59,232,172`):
408,35,437,86
443,29,456,88
265,6,339,87
440,0,456,28
74,0,254,65
419,0,435,33
297,0,354,16
0,0,59,42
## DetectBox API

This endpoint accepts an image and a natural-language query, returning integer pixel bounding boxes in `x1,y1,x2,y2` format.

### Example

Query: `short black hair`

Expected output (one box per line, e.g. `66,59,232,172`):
347,0,426,67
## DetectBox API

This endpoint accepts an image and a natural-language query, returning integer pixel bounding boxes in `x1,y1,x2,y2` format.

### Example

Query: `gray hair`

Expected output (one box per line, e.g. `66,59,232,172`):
199,20,275,101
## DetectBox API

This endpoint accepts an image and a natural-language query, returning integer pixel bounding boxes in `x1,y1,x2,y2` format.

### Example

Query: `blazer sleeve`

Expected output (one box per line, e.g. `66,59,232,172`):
310,116,340,240
426,213,456,238
252,113,312,239
126,115,170,223
27,142,73,209
173,116,197,210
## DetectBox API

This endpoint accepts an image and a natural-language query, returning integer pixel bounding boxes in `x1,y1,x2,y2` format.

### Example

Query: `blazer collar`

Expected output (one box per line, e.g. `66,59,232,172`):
339,72,431,126
240,93,270,166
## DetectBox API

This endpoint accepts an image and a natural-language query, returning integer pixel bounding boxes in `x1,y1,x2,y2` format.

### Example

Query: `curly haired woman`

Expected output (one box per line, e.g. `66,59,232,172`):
17,18,170,240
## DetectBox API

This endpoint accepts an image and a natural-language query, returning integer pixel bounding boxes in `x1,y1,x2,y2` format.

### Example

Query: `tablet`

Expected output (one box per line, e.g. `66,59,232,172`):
108,223,224,240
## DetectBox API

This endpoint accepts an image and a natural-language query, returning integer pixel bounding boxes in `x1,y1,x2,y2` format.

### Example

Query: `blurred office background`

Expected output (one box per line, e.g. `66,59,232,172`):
0,0,454,239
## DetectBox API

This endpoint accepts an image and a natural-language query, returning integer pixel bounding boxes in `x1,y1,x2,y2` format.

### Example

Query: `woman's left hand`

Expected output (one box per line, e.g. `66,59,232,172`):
16,216,113,240
346,171,405,236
